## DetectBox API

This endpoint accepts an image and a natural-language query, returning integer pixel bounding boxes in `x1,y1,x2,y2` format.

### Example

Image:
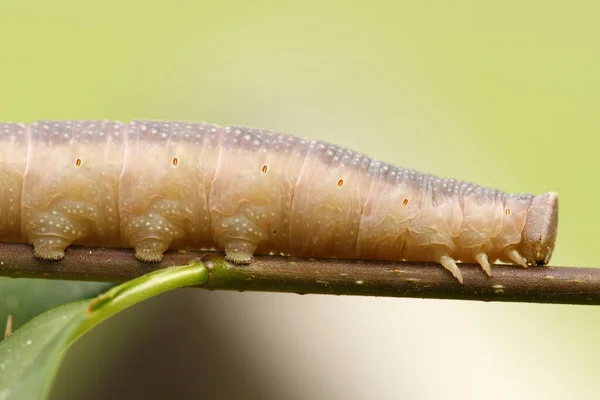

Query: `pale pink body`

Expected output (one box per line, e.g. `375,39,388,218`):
0,121,558,282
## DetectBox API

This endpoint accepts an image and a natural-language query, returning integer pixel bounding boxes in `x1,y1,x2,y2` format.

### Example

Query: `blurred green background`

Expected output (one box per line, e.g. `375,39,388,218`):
1,1,599,399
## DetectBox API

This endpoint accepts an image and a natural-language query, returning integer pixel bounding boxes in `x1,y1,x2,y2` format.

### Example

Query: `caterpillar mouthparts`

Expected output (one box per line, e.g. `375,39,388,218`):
521,192,559,266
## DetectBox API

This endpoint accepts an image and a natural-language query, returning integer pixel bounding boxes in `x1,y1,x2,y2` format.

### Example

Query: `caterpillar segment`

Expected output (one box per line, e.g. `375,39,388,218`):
21,121,126,260
0,120,559,283
119,121,221,262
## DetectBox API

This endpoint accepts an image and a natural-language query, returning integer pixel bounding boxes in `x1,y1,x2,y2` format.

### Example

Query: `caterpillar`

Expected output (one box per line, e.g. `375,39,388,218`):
0,120,559,283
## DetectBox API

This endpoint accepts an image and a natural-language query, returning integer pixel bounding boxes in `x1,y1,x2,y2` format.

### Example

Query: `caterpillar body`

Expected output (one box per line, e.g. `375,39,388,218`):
0,120,559,283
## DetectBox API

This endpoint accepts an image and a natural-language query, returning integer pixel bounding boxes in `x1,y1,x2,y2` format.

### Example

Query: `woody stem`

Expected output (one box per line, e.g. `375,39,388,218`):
0,243,598,305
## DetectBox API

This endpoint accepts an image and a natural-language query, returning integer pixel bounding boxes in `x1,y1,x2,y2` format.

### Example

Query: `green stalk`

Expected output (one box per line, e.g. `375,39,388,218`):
70,260,208,341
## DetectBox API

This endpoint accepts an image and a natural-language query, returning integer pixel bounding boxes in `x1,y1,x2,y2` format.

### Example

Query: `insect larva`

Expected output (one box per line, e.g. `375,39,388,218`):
0,120,559,283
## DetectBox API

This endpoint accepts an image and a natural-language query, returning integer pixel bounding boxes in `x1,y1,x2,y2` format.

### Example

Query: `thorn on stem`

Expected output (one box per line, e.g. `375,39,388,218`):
4,314,13,339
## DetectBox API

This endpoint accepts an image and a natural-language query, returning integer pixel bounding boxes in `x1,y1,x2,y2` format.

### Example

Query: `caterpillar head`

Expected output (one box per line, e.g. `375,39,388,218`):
519,192,559,266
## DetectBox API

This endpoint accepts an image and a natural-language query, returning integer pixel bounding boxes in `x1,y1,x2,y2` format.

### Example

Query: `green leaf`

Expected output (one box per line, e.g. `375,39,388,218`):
0,260,208,400
0,300,89,400
0,278,112,339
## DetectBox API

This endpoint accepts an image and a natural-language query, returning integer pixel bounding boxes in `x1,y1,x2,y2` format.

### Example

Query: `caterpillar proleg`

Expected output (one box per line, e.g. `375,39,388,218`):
0,120,559,283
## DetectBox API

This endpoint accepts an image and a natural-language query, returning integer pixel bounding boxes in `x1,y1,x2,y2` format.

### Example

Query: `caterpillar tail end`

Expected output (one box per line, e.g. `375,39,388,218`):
520,192,559,266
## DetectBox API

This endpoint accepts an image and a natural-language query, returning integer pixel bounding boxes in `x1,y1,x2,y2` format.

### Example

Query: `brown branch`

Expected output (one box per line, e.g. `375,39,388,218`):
0,243,598,305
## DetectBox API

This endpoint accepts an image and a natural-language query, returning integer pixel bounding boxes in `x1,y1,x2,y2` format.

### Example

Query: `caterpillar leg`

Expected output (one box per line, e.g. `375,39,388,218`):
439,254,464,284
134,238,171,262
506,247,528,268
224,240,256,264
32,237,69,260
410,240,463,283
474,251,493,277
127,211,186,262
27,206,90,261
